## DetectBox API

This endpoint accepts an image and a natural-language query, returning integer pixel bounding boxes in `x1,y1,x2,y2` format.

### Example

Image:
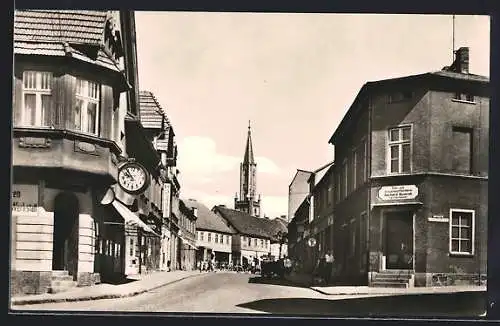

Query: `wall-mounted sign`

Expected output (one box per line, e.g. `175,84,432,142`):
378,185,418,201
162,183,171,218
307,237,317,247
12,184,39,216
428,215,449,223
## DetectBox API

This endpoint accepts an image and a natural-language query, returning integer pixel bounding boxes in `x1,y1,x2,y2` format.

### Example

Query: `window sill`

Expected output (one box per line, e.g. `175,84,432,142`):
449,252,474,258
451,99,477,105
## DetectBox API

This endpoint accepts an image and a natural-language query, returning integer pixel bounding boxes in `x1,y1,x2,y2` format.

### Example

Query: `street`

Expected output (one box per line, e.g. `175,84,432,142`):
12,272,486,317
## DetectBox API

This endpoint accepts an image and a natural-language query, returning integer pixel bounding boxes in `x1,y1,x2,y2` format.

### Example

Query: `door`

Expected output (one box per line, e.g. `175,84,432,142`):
385,211,413,270
53,193,79,279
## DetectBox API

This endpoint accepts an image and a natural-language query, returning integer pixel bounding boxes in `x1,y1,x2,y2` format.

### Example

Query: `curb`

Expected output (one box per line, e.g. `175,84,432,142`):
11,273,202,306
310,287,487,296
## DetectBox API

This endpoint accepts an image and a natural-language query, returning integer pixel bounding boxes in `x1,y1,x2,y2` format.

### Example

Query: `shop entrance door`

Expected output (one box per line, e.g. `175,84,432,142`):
52,192,80,280
385,210,413,270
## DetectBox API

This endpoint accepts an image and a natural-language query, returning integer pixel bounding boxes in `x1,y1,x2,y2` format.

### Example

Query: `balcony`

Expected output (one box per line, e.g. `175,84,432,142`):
13,127,121,181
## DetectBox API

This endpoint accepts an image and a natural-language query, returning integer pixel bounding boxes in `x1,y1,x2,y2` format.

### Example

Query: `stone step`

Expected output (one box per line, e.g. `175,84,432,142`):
51,275,75,282
50,279,77,287
52,270,70,277
371,281,409,288
373,277,410,283
48,281,78,294
374,274,412,280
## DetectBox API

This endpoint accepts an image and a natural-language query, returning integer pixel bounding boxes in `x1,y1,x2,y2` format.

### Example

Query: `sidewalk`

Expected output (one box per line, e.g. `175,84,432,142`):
284,271,486,295
11,270,202,306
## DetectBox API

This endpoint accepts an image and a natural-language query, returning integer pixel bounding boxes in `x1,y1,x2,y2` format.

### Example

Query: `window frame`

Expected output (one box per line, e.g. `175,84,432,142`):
451,126,474,175
387,125,413,174
449,208,475,256
21,71,53,127
75,77,101,136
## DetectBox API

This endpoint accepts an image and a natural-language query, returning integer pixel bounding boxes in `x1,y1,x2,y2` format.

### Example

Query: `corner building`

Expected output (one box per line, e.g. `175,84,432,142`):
11,10,142,295
329,48,488,287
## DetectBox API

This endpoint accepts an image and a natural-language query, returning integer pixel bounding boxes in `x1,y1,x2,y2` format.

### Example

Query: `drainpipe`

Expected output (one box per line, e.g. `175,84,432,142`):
367,93,372,286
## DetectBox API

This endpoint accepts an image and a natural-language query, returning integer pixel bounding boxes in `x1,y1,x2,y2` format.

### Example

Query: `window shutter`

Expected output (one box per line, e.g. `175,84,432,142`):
13,72,23,126
100,85,114,139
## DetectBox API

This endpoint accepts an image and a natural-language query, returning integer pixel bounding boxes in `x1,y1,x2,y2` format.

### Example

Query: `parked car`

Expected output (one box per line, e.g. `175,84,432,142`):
261,255,285,279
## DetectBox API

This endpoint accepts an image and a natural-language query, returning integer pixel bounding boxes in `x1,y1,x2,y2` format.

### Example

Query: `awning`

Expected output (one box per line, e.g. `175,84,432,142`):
179,236,198,250
371,201,423,209
112,200,160,237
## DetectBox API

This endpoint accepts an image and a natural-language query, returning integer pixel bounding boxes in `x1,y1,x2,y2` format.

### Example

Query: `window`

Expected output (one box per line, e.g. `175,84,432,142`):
215,234,219,244
388,126,411,174
208,233,212,242
200,232,204,241
449,209,475,255
226,235,230,244
254,238,258,247
260,239,264,247
453,92,475,103
22,71,53,126
221,234,224,244
248,238,251,246
342,159,348,198
327,185,333,205
336,172,341,203
356,139,367,187
129,238,134,256
350,220,356,256
452,127,473,174
351,149,357,192
75,78,100,135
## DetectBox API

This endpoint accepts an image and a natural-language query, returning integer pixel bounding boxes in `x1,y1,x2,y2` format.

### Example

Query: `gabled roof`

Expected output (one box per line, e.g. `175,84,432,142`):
288,169,312,189
213,206,274,239
308,161,334,186
139,90,171,131
329,70,489,145
14,10,120,72
183,199,233,234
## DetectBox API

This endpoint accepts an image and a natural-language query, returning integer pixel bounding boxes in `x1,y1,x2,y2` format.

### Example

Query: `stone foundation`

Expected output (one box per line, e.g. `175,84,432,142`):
11,271,52,296
76,272,101,287
430,273,487,287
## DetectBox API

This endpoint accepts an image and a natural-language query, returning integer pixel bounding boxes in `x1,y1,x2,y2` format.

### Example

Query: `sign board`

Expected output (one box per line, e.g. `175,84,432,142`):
428,215,449,223
307,237,317,247
12,184,39,216
162,183,171,218
378,185,418,201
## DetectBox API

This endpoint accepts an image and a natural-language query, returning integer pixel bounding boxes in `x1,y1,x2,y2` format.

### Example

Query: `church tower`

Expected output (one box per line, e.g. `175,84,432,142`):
234,121,261,217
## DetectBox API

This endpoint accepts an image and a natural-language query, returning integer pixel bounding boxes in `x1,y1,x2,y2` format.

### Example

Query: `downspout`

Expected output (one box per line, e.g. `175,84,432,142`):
367,94,373,286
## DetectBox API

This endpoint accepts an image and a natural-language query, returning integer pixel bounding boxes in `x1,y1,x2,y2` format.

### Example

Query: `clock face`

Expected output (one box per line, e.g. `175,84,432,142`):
118,162,149,194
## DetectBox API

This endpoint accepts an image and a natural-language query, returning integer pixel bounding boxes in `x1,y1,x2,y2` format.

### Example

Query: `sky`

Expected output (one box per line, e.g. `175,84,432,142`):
134,13,490,218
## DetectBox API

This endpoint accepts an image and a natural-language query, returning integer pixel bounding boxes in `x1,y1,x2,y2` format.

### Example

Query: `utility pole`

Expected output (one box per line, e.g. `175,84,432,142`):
452,15,456,61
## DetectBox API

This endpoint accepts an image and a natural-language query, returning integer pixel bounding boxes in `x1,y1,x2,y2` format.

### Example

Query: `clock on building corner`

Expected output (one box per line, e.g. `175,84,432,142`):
117,162,150,195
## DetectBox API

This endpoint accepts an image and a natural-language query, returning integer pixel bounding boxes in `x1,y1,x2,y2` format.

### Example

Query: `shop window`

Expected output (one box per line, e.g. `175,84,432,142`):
21,71,53,127
449,209,475,255
451,127,473,175
75,78,100,135
388,126,412,174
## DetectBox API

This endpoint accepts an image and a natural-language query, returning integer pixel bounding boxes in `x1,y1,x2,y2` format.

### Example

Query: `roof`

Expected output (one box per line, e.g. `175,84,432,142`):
308,161,335,186
139,91,171,130
14,10,120,72
329,70,489,145
243,121,255,164
311,163,335,192
288,169,312,189
213,206,276,239
183,199,233,234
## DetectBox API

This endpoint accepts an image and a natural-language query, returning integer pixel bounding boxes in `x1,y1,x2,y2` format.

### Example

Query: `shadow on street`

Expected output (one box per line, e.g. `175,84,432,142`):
237,291,487,318
248,276,309,288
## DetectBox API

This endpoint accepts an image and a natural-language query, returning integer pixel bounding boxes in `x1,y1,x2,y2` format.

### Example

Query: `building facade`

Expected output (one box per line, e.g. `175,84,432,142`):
177,200,197,271
287,170,312,223
10,10,157,295
213,206,272,266
188,199,234,265
234,122,261,218
328,47,488,287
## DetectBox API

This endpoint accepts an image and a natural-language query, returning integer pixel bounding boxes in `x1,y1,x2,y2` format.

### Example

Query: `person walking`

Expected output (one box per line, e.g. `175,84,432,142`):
324,251,335,285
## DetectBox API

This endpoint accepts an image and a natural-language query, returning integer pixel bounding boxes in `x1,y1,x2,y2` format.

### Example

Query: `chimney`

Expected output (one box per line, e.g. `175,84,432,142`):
454,47,469,74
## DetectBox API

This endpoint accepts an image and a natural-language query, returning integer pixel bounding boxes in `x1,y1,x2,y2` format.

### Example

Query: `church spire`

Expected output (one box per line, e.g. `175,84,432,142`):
243,120,255,164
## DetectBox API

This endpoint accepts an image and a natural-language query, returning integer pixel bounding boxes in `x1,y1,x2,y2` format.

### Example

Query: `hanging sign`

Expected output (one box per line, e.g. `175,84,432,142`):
378,185,418,201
